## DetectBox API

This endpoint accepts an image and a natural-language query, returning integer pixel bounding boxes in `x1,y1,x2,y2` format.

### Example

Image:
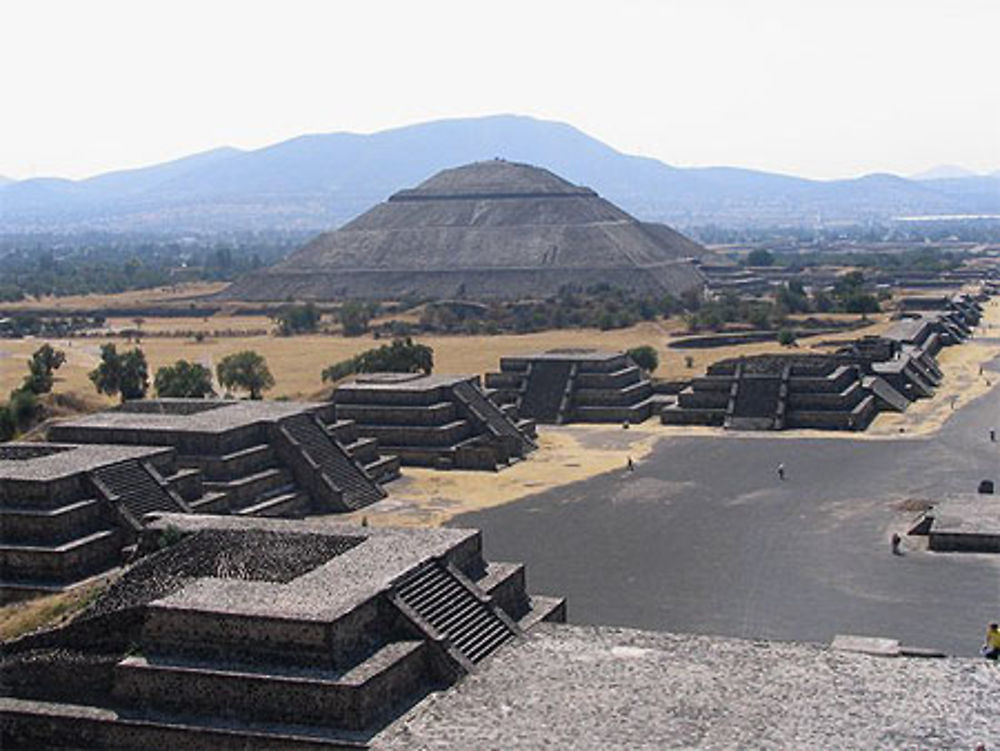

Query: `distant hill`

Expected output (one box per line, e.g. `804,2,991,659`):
910,165,980,180
2,115,998,233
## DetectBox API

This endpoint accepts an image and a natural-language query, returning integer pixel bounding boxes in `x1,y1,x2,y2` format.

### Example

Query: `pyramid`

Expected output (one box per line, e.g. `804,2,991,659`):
224,160,707,300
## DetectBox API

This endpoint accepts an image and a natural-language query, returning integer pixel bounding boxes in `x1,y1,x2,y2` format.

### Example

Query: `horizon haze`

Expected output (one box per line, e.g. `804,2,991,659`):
3,0,999,182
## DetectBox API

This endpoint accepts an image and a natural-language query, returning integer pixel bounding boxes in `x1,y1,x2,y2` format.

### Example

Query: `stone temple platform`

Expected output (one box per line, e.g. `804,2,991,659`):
1,442,203,602
49,399,399,515
910,493,1000,553
333,373,536,470
485,349,666,425
0,513,565,749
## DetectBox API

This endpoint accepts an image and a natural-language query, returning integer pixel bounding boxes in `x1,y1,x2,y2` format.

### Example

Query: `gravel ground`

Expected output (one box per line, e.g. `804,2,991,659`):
378,623,1000,750
85,529,361,618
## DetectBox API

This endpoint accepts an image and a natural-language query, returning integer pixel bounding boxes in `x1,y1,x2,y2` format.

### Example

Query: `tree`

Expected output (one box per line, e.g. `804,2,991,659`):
272,303,320,336
746,248,774,267
89,344,148,402
22,344,66,395
777,329,797,346
354,338,433,374
322,338,434,383
626,345,659,374
155,360,215,398
339,301,372,337
217,351,274,400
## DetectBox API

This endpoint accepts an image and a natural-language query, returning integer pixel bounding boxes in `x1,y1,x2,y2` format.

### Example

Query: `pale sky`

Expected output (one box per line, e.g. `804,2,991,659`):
2,0,998,181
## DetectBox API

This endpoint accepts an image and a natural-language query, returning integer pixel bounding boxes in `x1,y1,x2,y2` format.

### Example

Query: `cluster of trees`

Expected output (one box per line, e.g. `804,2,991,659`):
322,338,434,383
0,315,105,339
0,231,305,302
410,285,688,336
684,273,880,333
271,303,321,336
86,346,275,402
0,344,66,440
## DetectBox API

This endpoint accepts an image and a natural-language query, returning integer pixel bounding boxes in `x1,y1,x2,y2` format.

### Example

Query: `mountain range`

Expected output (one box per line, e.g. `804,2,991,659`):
1,115,997,234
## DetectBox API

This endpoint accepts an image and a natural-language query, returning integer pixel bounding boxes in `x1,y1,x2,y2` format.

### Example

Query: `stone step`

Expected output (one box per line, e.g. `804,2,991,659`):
233,488,309,518
0,498,105,545
164,467,204,502
187,490,230,514
204,467,293,505
143,599,382,669
363,454,401,484
181,444,276,481
0,528,120,582
518,594,568,631
112,640,428,729
474,561,529,620
0,696,367,750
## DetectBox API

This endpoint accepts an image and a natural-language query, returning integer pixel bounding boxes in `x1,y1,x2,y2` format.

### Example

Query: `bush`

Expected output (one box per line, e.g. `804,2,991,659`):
626,345,659,373
777,329,797,346
322,338,434,383
272,303,320,336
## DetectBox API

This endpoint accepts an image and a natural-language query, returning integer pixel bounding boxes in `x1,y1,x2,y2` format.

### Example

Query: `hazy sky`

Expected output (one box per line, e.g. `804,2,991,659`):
3,0,998,181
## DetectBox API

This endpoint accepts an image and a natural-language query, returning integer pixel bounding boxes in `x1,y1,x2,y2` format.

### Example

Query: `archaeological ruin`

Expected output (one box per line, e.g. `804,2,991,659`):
0,513,565,748
485,349,667,425
1,400,399,600
332,373,536,470
662,294,984,431
222,160,707,301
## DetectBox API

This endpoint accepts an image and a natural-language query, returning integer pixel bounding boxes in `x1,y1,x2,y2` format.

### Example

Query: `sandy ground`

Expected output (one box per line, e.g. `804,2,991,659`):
339,425,663,528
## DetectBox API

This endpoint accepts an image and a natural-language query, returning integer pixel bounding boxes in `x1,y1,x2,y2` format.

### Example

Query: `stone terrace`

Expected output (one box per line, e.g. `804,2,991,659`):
486,349,666,425
0,514,565,750
1,442,204,602
49,399,399,516
662,294,985,432
376,624,998,750
333,374,536,470
911,493,1000,553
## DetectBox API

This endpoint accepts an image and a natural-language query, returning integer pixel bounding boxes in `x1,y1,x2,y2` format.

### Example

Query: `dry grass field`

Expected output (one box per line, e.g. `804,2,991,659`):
0,309,887,403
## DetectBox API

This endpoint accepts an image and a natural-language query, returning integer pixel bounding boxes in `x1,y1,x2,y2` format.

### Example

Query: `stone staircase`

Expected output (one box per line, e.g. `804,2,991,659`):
393,561,517,664
452,380,536,457
281,414,385,510
519,361,574,424
89,461,189,521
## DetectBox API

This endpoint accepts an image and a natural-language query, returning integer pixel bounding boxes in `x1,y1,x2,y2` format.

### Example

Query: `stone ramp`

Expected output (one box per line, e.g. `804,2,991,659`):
89,460,188,521
281,415,385,510
394,561,517,664
452,380,536,456
862,376,910,412
519,361,573,424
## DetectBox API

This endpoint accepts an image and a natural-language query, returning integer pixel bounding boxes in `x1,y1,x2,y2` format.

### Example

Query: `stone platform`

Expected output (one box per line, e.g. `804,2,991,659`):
910,494,1000,553
0,514,565,749
333,374,536,470
49,399,399,515
1,442,201,602
486,349,667,425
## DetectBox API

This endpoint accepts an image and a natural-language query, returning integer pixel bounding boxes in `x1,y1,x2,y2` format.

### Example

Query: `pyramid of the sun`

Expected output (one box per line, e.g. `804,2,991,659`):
224,160,707,300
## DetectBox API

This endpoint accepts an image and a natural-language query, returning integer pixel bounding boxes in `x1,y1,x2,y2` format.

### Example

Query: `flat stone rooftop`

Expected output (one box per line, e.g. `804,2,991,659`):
0,442,171,481
926,494,1000,536
53,399,327,434
508,348,623,362
377,624,998,749
347,373,472,390
146,513,478,623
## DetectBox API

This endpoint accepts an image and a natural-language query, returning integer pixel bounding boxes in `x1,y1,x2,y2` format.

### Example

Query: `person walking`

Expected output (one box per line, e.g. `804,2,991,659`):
983,623,1000,661
891,533,902,555
777,463,785,481
990,428,996,443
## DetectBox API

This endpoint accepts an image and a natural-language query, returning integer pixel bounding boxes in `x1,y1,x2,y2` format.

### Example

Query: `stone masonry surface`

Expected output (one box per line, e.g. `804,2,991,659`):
377,623,1000,750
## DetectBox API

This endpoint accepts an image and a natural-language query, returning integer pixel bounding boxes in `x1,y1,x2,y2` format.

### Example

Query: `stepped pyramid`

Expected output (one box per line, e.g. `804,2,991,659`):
224,160,707,300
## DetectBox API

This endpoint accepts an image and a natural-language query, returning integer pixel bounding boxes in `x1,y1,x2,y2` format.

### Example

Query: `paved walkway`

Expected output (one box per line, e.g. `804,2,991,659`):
454,370,1000,656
